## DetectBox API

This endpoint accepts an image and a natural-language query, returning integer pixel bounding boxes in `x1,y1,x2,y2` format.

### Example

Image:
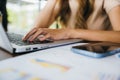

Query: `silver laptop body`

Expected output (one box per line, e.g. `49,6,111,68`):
0,23,82,54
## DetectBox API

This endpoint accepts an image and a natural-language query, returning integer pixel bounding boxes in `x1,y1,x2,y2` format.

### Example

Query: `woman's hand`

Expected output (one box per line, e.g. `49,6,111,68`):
22,28,73,42
22,0,60,42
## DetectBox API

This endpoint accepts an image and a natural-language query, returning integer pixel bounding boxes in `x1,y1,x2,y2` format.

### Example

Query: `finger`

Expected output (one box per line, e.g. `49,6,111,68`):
39,34,51,41
22,28,37,41
22,28,36,41
29,29,44,41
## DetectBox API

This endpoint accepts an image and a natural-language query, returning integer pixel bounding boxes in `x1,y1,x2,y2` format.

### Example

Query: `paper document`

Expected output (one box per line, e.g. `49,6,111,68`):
0,43,120,80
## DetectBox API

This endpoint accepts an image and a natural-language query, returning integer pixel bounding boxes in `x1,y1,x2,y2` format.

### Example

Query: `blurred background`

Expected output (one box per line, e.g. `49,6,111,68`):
6,0,47,34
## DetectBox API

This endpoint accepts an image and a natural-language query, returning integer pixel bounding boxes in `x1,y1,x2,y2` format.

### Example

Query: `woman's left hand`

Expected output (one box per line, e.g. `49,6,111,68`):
24,28,73,42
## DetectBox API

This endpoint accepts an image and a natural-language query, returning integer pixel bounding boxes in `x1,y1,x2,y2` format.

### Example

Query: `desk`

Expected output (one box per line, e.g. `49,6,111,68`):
0,48,13,61
0,43,119,80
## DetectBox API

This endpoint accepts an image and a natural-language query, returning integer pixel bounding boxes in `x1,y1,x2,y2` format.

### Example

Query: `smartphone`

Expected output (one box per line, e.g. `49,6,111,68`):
71,42,120,58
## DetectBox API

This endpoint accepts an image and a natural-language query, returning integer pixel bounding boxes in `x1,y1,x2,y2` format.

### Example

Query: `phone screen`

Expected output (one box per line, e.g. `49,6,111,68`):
73,45,109,54
72,43,120,54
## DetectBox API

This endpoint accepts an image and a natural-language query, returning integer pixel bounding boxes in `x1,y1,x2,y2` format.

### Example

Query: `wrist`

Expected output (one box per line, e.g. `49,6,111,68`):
66,28,77,39
68,28,83,39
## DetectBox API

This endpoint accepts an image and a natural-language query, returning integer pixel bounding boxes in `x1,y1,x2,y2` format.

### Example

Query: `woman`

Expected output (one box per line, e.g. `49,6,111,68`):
23,0,120,43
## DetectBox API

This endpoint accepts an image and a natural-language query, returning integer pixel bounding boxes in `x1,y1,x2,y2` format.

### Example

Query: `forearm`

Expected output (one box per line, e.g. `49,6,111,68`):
34,0,57,28
70,29,120,43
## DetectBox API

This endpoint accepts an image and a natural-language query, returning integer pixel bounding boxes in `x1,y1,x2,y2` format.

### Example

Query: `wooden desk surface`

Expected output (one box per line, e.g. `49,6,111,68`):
0,48,13,61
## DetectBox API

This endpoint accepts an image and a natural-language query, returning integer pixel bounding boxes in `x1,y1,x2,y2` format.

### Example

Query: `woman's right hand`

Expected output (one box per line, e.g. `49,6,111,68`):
22,27,39,41
22,27,73,42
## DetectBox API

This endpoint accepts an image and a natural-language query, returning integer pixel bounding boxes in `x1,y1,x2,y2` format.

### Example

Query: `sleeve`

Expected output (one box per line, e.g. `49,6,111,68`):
104,0,120,14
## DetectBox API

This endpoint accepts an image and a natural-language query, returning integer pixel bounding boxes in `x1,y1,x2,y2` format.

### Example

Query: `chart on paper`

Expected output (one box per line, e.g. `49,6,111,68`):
0,68,42,80
31,58,71,72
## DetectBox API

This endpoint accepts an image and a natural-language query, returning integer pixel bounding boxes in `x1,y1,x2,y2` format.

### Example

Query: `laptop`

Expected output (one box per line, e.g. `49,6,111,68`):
0,23,82,54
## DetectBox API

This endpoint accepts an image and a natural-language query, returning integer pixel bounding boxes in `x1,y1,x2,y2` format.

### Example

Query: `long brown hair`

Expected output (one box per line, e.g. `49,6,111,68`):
56,0,95,29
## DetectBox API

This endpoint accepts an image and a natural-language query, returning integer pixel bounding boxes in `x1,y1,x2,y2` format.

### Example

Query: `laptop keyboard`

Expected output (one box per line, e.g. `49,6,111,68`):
7,33,53,46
